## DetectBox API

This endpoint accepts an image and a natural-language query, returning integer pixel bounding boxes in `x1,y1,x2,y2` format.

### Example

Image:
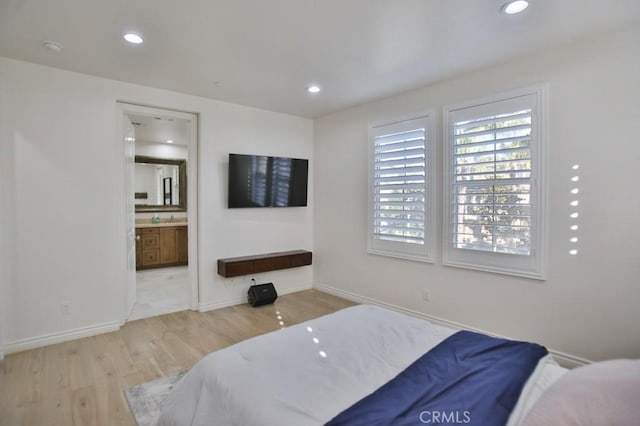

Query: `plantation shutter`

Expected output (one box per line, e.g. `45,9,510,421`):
451,96,533,255
443,88,547,280
367,114,435,262
373,127,426,245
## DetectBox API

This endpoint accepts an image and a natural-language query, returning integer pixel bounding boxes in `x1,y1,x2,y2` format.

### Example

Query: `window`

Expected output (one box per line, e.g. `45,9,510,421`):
443,86,547,279
368,114,434,262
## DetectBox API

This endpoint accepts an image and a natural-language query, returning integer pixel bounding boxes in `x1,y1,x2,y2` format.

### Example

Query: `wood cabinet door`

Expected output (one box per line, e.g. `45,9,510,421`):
177,227,188,264
159,228,179,264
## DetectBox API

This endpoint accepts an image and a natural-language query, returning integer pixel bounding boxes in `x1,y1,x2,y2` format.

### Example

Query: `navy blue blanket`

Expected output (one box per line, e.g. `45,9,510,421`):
326,330,547,426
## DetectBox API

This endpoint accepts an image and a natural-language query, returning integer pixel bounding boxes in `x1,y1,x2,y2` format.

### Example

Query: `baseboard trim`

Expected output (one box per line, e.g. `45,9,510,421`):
3,320,122,355
198,284,313,312
199,296,245,312
314,282,592,369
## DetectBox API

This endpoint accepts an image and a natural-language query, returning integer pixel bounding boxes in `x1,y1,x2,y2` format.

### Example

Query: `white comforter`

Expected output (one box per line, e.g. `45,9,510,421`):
158,305,565,426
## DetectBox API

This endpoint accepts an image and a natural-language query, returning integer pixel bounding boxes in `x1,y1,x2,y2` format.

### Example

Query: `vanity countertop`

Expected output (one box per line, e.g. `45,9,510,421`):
136,222,188,228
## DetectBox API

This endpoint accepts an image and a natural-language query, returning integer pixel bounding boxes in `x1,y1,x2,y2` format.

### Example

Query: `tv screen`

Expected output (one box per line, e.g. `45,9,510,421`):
228,153,309,208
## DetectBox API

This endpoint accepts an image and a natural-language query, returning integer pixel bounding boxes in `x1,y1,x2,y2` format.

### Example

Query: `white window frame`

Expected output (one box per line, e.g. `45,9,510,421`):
367,112,435,263
443,85,548,279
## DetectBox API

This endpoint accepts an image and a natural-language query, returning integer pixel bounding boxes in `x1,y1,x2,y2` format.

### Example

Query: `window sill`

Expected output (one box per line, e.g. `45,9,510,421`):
367,248,433,264
442,258,546,280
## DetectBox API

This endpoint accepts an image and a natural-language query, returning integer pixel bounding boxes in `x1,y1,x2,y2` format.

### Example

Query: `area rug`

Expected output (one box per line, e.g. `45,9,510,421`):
124,370,186,426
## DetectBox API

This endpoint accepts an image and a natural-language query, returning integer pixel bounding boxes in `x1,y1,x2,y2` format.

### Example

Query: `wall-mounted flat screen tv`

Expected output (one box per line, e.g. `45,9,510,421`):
228,153,309,208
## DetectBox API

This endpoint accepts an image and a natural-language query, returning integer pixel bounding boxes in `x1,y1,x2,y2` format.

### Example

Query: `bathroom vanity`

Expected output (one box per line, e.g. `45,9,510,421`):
136,223,188,270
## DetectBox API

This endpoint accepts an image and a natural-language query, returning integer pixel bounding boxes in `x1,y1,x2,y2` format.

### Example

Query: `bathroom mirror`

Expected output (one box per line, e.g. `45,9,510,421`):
135,156,187,212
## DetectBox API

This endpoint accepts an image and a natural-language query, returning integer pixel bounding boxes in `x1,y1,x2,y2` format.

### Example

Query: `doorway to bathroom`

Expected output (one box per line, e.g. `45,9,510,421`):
118,103,199,322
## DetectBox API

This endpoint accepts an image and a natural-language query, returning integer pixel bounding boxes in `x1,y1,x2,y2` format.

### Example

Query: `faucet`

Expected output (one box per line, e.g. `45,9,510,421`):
169,215,174,223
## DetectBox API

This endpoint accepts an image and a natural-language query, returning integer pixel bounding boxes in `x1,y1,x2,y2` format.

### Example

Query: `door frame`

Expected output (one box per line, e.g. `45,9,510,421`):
117,102,200,320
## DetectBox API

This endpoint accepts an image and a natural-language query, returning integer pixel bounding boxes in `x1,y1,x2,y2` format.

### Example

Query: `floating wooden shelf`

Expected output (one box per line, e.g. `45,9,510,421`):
217,250,312,278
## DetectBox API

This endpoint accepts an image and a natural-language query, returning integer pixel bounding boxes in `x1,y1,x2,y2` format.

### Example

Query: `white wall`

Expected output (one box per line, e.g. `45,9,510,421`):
0,65,14,357
314,26,640,362
0,57,313,351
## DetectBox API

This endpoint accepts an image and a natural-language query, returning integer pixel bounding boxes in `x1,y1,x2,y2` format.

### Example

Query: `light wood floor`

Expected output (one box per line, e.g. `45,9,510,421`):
0,289,356,426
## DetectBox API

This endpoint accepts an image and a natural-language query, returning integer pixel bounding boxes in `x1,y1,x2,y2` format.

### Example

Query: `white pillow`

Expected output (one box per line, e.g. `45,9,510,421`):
522,359,640,426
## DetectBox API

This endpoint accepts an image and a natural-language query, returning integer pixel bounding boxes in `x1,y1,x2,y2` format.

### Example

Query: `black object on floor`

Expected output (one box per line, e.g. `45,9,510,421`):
248,282,278,307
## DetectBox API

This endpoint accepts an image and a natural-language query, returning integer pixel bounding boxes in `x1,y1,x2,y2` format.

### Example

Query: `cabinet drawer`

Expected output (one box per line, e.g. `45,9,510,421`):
224,261,254,277
142,234,159,249
141,249,160,265
254,256,290,273
290,252,312,267
139,227,160,235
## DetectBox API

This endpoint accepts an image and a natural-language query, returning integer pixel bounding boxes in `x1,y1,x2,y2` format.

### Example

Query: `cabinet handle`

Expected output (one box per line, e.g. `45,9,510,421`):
136,235,141,240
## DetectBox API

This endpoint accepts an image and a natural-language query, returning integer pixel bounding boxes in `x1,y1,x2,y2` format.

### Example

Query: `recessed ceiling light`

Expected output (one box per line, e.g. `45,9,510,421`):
501,0,529,14
307,85,321,94
124,33,144,44
166,140,174,144
43,40,63,52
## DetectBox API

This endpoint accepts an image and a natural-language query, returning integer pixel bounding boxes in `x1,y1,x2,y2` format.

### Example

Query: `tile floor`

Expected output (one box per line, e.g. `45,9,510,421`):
129,266,190,321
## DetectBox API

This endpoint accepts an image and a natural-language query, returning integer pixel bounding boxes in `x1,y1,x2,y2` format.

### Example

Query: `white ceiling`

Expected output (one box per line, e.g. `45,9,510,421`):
1,0,639,118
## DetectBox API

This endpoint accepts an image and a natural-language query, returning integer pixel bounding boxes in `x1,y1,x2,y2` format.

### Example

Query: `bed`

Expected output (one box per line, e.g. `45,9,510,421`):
157,304,568,425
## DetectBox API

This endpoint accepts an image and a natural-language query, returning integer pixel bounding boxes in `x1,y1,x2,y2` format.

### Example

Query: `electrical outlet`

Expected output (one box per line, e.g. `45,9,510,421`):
60,303,71,315
422,289,431,302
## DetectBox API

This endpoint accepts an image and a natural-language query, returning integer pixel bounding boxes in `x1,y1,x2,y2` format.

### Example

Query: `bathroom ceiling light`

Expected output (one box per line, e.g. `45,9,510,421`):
166,140,174,144
307,85,321,94
501,0,529,14
124,33,144,44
